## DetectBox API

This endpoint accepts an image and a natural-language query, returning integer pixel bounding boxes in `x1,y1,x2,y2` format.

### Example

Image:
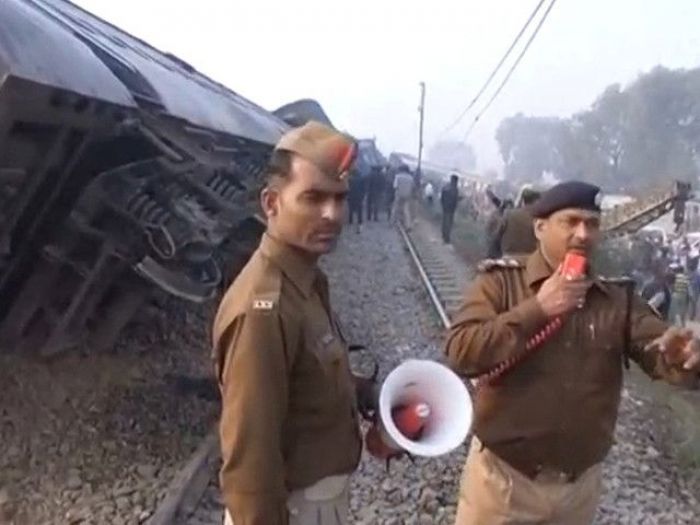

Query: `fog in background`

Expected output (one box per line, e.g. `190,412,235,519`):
73,0,700,178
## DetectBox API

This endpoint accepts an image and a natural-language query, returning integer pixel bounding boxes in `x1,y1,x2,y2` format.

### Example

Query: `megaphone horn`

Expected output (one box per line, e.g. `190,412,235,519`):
365,359,472,460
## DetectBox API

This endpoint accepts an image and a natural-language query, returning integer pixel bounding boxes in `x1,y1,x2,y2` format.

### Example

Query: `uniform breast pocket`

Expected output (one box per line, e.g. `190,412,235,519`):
580,311,624,382
303,327,345,390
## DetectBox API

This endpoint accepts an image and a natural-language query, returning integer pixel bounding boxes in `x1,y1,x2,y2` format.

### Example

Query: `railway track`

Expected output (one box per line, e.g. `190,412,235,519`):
396,221,472,330
146,430,221,525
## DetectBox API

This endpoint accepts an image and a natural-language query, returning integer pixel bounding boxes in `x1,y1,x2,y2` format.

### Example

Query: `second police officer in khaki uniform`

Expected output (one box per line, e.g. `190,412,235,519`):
497,187,540,256
213,121,374,525
446,181,700,525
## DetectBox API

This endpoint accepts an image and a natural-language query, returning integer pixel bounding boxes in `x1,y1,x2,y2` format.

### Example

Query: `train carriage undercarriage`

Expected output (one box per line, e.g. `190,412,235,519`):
0,0,286,356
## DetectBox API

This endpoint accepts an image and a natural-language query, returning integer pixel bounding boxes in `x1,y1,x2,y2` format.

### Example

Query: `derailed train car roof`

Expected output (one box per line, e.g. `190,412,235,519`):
1,0,288,145
0,0,136,107
273,99,335,128
354,139,386,177
357,139,386,166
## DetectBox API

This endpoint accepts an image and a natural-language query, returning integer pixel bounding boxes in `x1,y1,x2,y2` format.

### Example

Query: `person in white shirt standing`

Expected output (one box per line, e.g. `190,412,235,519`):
424,181,435,208
392,165,415,229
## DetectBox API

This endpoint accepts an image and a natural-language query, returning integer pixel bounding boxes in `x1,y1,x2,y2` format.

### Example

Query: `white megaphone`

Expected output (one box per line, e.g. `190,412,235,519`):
365,359,472,459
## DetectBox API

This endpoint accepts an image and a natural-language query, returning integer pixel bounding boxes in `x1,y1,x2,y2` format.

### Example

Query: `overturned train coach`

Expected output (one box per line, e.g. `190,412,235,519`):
0,0,293,356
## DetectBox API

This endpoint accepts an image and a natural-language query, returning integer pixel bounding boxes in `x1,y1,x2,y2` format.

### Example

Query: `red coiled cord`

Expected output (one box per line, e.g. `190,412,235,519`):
477,316,563,388
476,252,586,388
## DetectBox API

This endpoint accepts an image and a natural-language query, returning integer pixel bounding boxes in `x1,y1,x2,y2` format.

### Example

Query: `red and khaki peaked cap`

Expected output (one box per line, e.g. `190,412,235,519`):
274,121,357,181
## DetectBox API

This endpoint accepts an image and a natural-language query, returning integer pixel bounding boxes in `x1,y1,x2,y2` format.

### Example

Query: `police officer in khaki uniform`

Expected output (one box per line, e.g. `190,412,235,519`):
445,181,700,525
213,121,372,525
497,188,540,256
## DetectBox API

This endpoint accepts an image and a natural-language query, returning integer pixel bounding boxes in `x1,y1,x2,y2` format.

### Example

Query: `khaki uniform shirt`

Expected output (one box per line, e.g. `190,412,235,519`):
445,250,696,480
212,233,362,524
498,206,537,255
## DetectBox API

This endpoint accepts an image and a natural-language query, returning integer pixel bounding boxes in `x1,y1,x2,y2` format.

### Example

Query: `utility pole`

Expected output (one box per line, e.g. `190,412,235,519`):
416,81,426,189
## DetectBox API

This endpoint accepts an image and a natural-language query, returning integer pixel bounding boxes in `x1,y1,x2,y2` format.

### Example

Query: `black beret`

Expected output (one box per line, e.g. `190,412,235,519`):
530,180,602,218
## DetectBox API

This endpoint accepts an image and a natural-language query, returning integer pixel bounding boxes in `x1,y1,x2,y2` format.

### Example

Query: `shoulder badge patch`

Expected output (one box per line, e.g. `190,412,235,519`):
249,269,282,313
252,298,275,310
477,257,523,272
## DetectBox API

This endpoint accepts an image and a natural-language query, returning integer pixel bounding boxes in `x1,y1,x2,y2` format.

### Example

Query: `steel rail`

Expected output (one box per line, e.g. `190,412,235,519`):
397,223,452,330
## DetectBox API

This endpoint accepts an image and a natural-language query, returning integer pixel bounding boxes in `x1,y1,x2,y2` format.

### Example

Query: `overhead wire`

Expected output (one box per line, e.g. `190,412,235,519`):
464,0,559,140
439,0,548,137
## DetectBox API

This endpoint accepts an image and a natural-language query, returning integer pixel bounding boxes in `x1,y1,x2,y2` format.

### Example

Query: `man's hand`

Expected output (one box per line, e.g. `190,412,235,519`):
536,267,592,318
644,326,700,370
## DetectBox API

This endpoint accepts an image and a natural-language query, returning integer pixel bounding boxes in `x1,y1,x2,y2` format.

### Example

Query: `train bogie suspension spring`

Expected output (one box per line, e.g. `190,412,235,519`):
125,191,170,225
205,172,244,203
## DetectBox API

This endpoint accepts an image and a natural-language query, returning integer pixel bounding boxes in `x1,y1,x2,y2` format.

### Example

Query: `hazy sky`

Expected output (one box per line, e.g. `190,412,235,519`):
73,0,700,172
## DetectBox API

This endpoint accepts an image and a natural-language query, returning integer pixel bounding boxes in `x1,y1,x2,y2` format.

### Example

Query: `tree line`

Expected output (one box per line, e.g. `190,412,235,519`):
496,66,700,193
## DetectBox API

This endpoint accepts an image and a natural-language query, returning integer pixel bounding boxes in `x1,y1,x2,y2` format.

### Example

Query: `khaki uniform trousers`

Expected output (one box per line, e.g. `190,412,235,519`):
224,474,350,525
455,438,603,525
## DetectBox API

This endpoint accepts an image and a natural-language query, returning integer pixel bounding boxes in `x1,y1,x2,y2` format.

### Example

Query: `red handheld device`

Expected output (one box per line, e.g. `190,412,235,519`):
560,252,587,278
478,252,587,387
365,401,431,459
391,402,431,439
